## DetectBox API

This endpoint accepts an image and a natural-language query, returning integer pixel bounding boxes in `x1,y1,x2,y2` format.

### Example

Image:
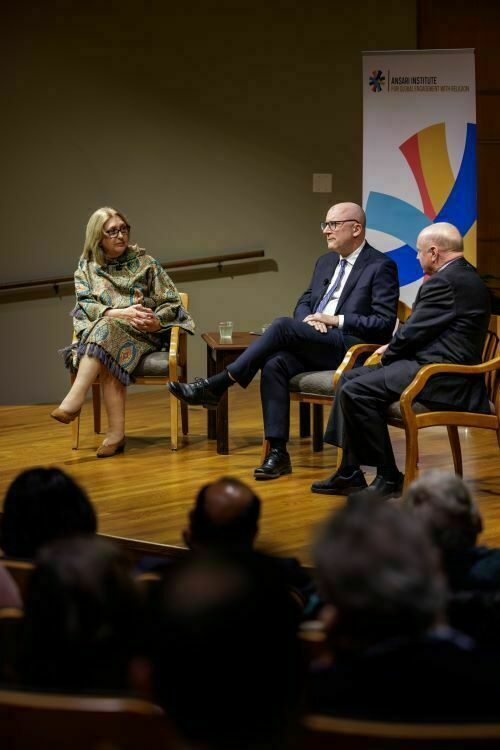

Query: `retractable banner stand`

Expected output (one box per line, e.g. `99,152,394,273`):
362,49,476,304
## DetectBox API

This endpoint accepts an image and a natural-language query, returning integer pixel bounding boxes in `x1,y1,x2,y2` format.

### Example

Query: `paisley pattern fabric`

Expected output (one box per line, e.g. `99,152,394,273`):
63,245,194,385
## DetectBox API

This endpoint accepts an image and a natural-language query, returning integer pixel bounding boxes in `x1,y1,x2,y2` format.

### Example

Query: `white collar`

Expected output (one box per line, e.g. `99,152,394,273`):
341,239,366,266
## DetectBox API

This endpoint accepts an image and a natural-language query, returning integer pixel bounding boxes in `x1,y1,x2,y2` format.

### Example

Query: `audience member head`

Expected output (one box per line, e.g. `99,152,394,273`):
20,536,141,691
405,470,482,556
416,222,463,275
148,550,301,749
0,467,96,559
83,206,130,266
314,502,446,654
184,476,260,551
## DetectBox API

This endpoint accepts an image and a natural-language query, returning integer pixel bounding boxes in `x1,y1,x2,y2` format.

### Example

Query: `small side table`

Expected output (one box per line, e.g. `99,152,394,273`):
201,332,258,454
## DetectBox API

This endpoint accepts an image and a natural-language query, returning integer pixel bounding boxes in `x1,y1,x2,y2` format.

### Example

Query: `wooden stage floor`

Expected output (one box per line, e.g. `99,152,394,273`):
1,384,499,564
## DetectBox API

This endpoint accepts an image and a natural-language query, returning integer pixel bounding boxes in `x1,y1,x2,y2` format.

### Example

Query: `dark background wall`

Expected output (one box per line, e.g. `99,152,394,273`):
1,0,418,403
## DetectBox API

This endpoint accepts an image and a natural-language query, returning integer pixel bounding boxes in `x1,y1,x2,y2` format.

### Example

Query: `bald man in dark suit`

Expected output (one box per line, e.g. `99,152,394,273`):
170,202,399,479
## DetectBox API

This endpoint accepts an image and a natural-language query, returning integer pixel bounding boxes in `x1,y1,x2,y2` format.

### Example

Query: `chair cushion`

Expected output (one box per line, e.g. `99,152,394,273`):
289,371,335,397
387,401,431,420
133,351,169,377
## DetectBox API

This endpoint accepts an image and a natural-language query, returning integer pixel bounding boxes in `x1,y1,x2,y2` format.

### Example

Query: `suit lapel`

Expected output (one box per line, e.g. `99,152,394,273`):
335,245,370,312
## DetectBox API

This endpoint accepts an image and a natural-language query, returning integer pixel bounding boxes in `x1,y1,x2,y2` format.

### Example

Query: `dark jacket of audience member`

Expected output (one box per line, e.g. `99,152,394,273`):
19,537,141,693
147,551,303,750
309,501,500,721
0,468,96,559
405,470,500,591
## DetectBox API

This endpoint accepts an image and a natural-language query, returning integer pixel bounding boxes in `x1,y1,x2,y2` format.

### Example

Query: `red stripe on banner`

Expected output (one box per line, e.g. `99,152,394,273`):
399,134,436,220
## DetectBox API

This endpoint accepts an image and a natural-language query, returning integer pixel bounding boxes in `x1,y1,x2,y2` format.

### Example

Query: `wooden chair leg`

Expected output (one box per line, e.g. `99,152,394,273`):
299,403,311,438
181,402,189,435
72,414,80,450
92,383,101,434
336,447,343,470
312,405,324,452
261,438,270,463
447,425,463,476
170,392,179,450
403,424,419,491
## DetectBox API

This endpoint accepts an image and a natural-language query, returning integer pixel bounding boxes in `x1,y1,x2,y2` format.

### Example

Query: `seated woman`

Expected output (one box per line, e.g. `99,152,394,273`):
51,206,194,457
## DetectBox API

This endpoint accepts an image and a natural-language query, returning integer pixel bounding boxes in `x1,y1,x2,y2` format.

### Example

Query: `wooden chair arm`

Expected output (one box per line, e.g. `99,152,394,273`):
399,356,500,424
401,356,500,404
332,344,380,388
365,351,383,366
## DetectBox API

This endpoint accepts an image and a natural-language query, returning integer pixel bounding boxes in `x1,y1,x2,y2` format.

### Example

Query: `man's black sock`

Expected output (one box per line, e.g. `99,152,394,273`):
376,464,400,481
338,461,361,477
206,370,234,396
269,438,287,454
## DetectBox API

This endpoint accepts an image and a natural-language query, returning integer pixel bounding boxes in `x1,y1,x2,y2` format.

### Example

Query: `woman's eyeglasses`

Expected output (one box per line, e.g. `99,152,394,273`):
104,225,130,239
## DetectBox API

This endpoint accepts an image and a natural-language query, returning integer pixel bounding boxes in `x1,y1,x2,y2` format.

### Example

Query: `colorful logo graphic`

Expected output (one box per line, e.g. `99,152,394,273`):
366,122,477,286
369,70,385,92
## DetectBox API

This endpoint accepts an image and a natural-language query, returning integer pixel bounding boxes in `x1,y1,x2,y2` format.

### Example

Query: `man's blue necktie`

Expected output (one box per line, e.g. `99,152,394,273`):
315,258,347,314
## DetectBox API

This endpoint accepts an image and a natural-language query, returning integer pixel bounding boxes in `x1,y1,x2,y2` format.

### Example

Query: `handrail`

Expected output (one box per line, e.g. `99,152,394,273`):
0,249,265,293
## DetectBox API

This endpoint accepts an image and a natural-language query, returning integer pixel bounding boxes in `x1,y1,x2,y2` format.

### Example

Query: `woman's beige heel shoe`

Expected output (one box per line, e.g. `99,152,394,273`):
50,407,82,424
96,437,126,458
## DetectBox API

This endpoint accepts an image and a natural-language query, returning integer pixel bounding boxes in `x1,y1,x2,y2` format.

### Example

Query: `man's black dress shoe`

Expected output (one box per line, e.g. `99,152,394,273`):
168,378,221,409
367,472,405,498
310,469,367,496
254,449,292,480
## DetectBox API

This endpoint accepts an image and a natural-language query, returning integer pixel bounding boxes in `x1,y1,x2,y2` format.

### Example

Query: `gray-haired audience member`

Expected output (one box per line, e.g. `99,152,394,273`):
309,501,500,720
405,470,500,591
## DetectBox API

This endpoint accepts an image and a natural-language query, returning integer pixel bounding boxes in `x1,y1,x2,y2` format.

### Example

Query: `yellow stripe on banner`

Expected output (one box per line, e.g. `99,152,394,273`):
463,221,477,266
417,123,455,216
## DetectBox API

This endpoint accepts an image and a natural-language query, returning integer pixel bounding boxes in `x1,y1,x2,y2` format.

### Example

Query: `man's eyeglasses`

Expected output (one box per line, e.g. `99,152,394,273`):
104,225,130,239
320,219,359,232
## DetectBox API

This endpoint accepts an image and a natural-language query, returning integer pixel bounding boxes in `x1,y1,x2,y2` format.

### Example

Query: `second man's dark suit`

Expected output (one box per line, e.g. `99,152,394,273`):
325,256,492,466
227,243,399,441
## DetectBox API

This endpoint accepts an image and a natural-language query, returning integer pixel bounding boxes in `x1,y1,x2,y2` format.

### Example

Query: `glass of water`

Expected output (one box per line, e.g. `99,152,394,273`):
219,321,233,342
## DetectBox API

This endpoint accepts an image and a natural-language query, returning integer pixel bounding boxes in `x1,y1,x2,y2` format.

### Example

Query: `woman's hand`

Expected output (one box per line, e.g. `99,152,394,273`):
105,305,162,332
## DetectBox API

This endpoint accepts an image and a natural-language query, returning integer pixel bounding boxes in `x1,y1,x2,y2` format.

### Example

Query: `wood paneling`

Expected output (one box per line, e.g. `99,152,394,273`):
419,0,500,283
1,386,499,563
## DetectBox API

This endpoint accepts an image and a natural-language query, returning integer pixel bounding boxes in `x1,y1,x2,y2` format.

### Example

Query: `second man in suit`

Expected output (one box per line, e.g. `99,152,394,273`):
169,202,399,479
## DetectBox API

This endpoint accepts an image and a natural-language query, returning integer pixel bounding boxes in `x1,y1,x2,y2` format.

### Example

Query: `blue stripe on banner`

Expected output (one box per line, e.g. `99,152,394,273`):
385,245,422,287
434,123,476,235
366,192,430,248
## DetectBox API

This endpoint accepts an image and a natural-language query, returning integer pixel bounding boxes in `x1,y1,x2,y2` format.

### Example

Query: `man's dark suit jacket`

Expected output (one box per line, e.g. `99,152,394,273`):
381,256,491,412
293,243,399,345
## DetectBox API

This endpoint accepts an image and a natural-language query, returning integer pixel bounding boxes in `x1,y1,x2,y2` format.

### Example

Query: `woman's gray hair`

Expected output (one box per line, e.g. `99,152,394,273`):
82,206,129,266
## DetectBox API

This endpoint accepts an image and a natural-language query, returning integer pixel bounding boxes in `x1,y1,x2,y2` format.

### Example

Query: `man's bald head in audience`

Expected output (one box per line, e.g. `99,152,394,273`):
184,477,261,550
